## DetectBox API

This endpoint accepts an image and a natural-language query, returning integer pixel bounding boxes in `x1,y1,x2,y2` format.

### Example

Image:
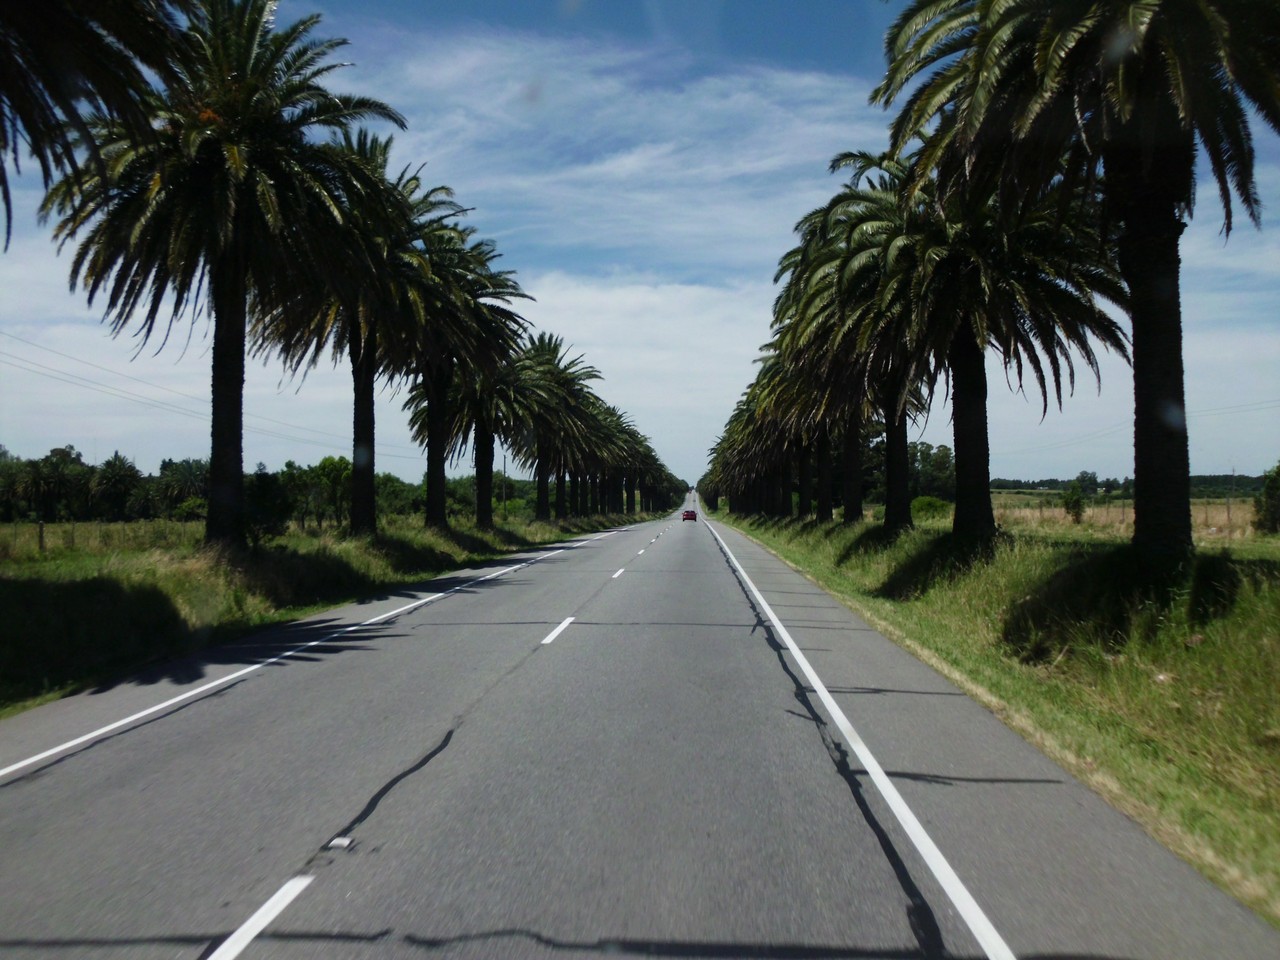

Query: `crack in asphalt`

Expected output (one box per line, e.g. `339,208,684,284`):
713,530,952,960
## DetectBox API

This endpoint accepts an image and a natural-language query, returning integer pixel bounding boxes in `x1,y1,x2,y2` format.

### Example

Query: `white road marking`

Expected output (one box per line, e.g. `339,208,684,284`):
540,617,575,645
707,522,1017,960
637,549,645,555
612,568,625,579
0,544,574,780
206,875,313,960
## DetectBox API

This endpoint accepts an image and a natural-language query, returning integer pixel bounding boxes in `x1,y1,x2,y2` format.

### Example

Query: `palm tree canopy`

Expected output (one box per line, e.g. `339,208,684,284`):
42,0,406,343
873,0,1280,232
0,0,190,245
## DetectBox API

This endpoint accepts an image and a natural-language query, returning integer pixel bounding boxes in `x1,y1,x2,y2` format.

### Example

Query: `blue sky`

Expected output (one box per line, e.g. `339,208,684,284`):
1,0,1277,485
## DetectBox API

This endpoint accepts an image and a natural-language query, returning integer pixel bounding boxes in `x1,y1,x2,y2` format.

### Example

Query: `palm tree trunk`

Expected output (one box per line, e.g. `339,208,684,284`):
842,405,864,523
206,257,247,549
1109,159,1194,565
778,464,793,518
625,474,636,515
349,326,377,537
949,325,995,542
424,376,449,528
535,439,551,521
816,424,833,522
555,469,567,519
797,444,813,517
883,407,912,534
474,420,495,530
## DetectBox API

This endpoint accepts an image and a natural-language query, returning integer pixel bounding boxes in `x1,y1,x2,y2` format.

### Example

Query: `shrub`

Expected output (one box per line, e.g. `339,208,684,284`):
1255,461,1280,534
910,495,952,520
1062,481,1085,524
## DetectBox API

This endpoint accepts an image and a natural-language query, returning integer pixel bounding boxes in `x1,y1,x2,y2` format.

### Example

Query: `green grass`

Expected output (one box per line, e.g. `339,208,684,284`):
712,509,1280,926
0,512,645,717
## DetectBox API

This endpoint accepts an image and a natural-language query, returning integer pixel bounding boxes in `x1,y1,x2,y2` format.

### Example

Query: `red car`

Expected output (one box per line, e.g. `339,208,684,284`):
682,509,697,521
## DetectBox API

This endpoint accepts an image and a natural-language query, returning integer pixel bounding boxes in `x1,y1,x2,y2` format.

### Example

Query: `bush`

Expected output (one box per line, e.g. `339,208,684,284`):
910,495,952,520
173,497,206,521
1255,461,1280,534
1062,481,1085,524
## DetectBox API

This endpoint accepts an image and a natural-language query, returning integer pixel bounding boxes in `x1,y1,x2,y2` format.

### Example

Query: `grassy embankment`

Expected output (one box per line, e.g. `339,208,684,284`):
714,500,1279,926
0,512,643,718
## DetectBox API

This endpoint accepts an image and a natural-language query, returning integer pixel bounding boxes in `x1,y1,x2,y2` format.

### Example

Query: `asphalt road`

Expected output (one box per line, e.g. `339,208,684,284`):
1,502,1277,959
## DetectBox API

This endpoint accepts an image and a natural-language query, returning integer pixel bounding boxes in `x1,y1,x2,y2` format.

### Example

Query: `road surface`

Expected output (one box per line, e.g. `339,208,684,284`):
1,503,1276,959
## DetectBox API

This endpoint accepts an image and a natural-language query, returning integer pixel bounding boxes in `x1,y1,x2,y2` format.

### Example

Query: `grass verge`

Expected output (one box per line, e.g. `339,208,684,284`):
0,513,645,718
713,510,1280,927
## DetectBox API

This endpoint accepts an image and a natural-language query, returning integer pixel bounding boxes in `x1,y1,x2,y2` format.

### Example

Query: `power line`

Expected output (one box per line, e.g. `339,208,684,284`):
0,330,421,452
0,353,427,464
988,398,1280,458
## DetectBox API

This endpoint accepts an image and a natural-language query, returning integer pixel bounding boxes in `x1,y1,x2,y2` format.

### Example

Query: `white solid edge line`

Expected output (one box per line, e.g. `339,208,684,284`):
540,616,575,645
0,544,573,780
206,875,314,960
706,522,1017,960
612,568,625,579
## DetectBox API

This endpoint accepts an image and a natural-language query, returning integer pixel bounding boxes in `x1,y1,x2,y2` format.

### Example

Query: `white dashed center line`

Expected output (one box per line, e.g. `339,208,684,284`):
540,617,575,645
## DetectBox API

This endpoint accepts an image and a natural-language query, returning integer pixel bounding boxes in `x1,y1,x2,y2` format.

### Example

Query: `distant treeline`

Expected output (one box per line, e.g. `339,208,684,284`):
0,444,615,544
991,472,1266,498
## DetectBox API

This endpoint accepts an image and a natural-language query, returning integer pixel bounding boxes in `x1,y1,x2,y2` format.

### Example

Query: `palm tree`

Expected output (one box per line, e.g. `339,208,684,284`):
92,451,142,521
771,160,929,534
874,0,1280,562
445,338,552,530
255,132,459,537
402,231,527,528
834,149,1128,542
42,0,403,548
510,333,601,522
1,0,189,245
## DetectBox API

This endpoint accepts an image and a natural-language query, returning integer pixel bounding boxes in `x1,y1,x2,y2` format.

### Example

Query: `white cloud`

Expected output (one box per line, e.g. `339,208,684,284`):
3,15,1277,490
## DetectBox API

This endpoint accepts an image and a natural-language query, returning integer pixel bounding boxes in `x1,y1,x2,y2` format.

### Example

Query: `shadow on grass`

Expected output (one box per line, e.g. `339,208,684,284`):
1000,547,1280,662
369,534,464,579
835,524,904,566
873,532,999,601
0,577,191,703
236,546,380,608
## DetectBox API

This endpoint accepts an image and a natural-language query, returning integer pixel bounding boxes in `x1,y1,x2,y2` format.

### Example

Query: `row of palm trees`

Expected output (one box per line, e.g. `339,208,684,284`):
410,331,683,528
4,0,679,547
706,0,1280,565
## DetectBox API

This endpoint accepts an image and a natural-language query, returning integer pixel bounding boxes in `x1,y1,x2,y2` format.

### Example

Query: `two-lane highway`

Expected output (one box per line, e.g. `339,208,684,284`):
1,509,1277,958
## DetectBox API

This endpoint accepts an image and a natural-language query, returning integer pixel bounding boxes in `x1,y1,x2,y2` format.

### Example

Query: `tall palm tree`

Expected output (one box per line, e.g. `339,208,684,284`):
402,232,527,527
255,131,458,537
831,149,1128,542
1,0,189,245
511,333,601,522
444,334,555,530
42,0,403,548
874,0,1280,562
773,160,930,534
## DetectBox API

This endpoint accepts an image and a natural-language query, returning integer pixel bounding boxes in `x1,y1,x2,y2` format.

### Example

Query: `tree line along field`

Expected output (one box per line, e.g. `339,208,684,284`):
0,442,688,559
990,490,1262,542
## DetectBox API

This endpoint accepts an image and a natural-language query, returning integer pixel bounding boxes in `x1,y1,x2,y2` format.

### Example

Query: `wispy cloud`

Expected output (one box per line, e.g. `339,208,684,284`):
2,11,1277,483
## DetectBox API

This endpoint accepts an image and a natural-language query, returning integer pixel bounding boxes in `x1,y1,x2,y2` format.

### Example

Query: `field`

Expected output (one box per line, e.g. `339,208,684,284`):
991,491,1257,542
713,502,1280,927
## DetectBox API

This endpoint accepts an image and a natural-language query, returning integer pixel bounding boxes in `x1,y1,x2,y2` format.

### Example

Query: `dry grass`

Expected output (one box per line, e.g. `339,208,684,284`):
991,495,1258,544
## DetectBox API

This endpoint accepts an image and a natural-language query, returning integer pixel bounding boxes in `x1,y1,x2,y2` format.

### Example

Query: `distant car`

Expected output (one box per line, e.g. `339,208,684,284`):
682,509,697,521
